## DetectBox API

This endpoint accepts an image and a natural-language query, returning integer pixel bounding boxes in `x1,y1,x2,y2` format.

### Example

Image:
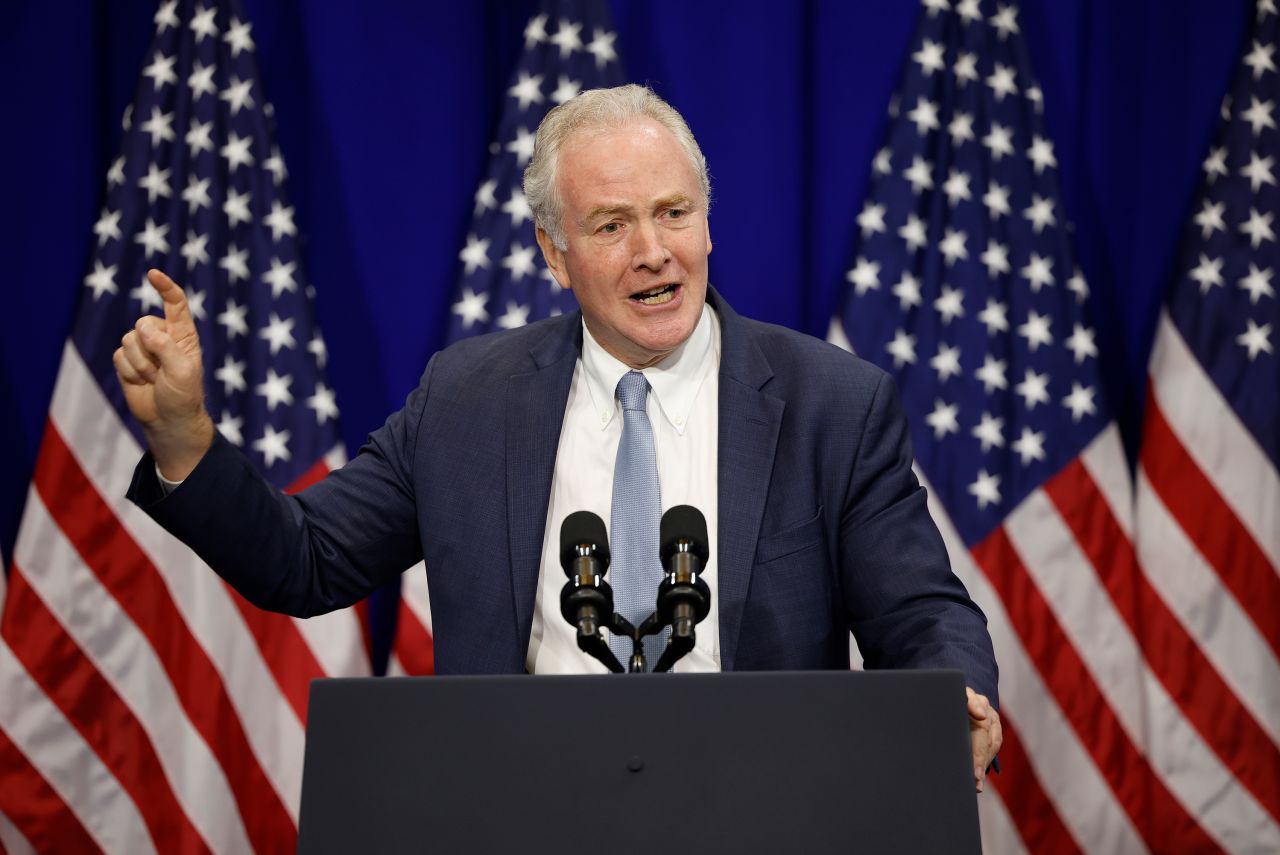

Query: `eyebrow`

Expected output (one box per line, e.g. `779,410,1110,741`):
581,194,698,224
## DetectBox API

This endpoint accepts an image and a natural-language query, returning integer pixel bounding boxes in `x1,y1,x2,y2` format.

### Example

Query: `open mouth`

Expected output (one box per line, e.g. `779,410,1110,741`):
630,283,679,305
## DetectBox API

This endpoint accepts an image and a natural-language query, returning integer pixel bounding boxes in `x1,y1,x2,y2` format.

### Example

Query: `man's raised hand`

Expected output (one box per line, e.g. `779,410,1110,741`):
113,269,214,481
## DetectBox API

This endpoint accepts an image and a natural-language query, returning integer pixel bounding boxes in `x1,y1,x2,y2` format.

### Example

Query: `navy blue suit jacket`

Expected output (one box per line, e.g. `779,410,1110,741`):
131,289,998,702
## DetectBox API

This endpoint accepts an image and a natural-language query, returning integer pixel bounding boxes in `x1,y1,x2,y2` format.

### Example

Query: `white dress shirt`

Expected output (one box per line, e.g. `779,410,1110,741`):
526,304,721,674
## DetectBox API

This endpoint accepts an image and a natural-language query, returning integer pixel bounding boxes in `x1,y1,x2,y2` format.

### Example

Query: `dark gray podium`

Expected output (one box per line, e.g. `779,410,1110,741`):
298,670,980,854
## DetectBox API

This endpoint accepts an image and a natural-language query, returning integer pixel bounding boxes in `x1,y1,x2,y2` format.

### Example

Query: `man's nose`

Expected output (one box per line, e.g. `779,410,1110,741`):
630,220,670,271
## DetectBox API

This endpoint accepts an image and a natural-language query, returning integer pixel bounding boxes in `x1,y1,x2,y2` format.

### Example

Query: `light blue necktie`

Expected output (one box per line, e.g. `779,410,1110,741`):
608,371,667,668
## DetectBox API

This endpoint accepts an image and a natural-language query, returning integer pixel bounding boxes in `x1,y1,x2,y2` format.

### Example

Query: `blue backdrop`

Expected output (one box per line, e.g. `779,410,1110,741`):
0,0,1248,613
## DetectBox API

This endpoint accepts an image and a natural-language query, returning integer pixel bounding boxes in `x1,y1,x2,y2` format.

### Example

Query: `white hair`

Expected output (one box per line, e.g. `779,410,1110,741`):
523,84,711,250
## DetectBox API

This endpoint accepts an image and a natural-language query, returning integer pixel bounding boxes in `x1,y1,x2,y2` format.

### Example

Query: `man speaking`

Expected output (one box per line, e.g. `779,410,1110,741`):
115,85,1002,790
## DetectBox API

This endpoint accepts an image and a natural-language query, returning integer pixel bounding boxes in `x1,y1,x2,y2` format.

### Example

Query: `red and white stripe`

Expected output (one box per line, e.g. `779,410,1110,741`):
388,563,435,677
0,345,371,852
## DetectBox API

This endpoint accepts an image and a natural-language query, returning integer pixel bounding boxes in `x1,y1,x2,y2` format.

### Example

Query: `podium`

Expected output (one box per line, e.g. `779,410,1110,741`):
298,670,981,854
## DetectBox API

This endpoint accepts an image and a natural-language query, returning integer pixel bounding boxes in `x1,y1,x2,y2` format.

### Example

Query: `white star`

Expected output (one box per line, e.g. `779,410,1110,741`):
1028,136,1057,174
252,424,292,467
1066,323,1098,363
185,119,214,154
142,52,177,91
459,234,491,274
943,169,971,206
84,260,118,299
180,230,210,268
930,343,963,382
265,201,297,241
1237,319,1273,360
892,272,923,309
956,0,982,23
1204,146,1228,182
263,257,298,298
886,329,917,366
453,286,490,328
939,227,968,266
923,0,950,16
899,213,928,250
925,399,960,439
190,5,219,42
990,4,1020,38
978,298,1009,334
857,201,887,237
130,276,164,312
474,179,498,215
1067,270,1090,302
1238,263,1276,304
934,285,965,324
215,355,247,394
1026,85,1045,112
873,147,893,175
220,132,254,173
265,147,287,185
1013,427,1047,465
1261,0,1278,21
1023,195,1056,233
1240,207,1276,248
986,63,1018,101
188,61,216,100
217,299,249,339
1018,309,1054,351
94,208,122,246
903,156,935,194
1241,151,1276,192
551,75,582,104
982,123,1015,160
975,355,1008,392
502,189,533,227
524,14,548,46
1021,253,1055,292
220,77,255,116
954,51,979,84
586,28,618,67
138,163,171,203
186,289,207,321
980,239,1011,277
913,39,946,75
219,244,250,283
309,332,328,368
224,17,254,57
497,302,532,330
508,72,545,110
507,126,536,166
502,243,538,281
134,217,170,258
971,412,1005,452
846,257,881,295
549,19,583,57
968,469,1002,509
223,187,252,227
1189,253,1224,292
1241,96,1276,135
154,0,179,31
140,106,175,146
1062,383,1097,422
107,155,126,187
259,313,297,355
948,111,976,145
1194,199,1227,237
1245,40,1277,79
122,104,132,131
906,97,941,135
983,182,1012,219
307,383,340,424
216,411,244,447
182,176,211,215
1015,368,1051,409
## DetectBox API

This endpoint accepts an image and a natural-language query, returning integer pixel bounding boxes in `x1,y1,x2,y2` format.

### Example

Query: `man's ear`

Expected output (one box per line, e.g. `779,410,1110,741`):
705,218,712,255
535,226,571,292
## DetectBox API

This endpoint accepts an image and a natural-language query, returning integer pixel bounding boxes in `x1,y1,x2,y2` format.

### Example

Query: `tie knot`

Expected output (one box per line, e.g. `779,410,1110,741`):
616,371,649,412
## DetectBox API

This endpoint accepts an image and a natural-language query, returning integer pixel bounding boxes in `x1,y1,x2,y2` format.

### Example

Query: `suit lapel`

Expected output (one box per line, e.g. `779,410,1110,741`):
506,317,580,647
711,291,783,671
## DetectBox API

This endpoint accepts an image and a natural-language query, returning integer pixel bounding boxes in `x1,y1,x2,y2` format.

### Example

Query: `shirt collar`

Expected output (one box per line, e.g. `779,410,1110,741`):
580,303,719,435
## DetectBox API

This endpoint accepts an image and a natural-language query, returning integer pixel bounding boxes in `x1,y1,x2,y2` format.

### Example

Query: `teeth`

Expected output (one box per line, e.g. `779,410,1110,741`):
638,288,675,305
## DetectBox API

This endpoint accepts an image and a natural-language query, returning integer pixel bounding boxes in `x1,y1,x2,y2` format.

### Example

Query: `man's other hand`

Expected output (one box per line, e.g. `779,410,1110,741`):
113,269,214,481
967,686,1002,793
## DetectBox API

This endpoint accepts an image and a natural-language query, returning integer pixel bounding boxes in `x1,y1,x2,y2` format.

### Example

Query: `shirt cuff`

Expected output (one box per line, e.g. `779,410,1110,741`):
155,464,184,496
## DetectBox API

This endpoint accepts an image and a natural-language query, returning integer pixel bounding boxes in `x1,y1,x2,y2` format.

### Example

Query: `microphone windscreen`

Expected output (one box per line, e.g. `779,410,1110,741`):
559,510,610,570
660,505,709,563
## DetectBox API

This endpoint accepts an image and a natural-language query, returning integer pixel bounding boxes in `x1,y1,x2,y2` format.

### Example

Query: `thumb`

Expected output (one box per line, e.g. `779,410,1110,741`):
138,321,193,376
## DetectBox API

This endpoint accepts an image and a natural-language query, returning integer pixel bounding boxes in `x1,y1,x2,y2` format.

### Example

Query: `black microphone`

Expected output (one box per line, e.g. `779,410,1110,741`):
653,505,712,673
558,511,624,673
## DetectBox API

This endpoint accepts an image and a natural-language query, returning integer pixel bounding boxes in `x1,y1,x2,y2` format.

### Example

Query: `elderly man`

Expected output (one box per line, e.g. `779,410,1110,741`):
118,85,1001,789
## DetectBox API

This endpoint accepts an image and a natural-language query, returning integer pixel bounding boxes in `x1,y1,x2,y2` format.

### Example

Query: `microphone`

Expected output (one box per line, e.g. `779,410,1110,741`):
653,505,712,673
558,511,624,673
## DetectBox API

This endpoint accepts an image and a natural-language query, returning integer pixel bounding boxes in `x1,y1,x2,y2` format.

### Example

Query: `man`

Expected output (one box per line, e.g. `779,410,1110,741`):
116,85,1001,789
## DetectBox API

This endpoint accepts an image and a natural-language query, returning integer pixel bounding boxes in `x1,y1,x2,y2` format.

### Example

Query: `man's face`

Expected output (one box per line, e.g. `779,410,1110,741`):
537,119,712,369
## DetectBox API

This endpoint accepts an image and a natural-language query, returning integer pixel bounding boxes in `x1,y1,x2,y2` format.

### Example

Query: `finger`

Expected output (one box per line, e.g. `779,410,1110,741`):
121,330,161,380
136,322,186,373
967,690,990,721
147,269,198,340
113,347,149,386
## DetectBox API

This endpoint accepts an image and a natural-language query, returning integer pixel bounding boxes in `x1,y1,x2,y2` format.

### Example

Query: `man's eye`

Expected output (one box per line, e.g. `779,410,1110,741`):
666,209,686,219
599,222,621,234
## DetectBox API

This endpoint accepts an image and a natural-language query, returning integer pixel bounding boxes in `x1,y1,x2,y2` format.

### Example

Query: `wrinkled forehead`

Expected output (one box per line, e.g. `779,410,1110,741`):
556,119,701,202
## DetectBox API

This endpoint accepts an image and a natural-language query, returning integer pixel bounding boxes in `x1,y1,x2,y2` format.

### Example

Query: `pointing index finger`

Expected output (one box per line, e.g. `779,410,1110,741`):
147,269,197,338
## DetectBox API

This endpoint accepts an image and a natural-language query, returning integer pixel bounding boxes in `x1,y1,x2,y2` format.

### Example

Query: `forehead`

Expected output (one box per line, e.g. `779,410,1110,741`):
556,119,699,208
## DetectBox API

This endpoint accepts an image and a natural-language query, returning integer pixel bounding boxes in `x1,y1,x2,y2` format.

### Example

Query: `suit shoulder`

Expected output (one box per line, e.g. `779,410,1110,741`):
737,315,891,396
427,314,576,382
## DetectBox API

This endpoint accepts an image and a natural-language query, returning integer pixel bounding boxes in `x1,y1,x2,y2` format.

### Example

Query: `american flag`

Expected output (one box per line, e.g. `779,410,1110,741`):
390,0,626,677
0,1,370,851
1134,0,1280,852
830,0,1278,851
